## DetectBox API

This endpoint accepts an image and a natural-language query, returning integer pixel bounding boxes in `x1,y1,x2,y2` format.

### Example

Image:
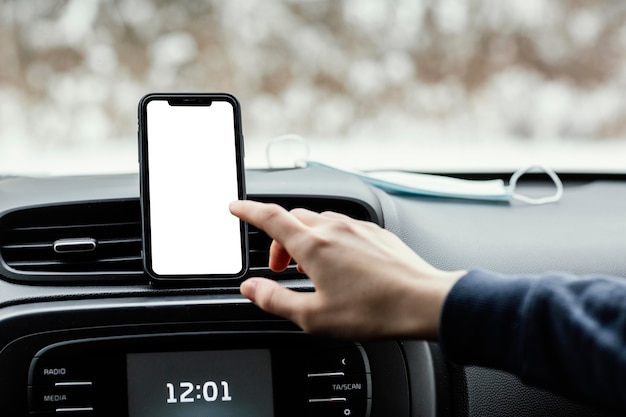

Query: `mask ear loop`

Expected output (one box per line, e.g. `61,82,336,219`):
265,134,310,168
509,165,564,205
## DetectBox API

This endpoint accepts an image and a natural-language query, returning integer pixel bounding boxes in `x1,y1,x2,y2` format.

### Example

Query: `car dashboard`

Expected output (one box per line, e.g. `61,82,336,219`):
0,166,625,417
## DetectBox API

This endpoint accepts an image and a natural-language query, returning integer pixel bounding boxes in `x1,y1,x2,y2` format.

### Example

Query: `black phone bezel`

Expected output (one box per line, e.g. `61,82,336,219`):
138,92,248,283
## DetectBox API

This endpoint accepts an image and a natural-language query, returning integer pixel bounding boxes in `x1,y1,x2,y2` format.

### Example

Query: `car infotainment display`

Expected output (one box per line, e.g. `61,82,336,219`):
27,333,372,417
127,350,274,417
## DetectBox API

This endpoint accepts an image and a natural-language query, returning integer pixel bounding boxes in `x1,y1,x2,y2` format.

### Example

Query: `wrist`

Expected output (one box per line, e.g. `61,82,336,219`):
405,269,466,340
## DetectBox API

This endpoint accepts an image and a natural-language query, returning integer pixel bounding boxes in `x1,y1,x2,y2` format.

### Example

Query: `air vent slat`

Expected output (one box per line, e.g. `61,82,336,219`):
98,238,142,245
10,256,143,268
1,243,52,250
8,221,140,232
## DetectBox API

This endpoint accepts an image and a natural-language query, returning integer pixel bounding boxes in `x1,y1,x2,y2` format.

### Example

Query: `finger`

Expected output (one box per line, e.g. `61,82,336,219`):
320,211,353,221
269,239,292,272
230,200,308,247
289,207,324,226
240,278,312,322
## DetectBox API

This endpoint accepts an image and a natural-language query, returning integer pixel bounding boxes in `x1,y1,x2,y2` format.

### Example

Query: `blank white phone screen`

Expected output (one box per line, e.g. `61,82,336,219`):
146,99,242,276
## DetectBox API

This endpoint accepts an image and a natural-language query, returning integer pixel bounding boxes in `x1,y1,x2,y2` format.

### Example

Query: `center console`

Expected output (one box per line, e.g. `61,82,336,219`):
0,297,412,417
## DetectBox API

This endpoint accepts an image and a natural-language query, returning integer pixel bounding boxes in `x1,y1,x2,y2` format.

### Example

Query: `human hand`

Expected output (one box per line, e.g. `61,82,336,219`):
230,200,465,340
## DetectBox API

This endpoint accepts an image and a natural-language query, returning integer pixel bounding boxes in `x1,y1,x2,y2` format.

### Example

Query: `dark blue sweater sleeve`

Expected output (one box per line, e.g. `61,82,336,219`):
439,269,626,412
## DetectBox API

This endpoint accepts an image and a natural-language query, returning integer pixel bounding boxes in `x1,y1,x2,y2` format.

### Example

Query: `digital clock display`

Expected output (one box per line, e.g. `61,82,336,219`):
127,349,274,417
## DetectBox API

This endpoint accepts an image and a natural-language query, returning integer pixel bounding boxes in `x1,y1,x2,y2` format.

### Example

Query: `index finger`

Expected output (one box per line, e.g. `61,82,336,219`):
229,200,309,248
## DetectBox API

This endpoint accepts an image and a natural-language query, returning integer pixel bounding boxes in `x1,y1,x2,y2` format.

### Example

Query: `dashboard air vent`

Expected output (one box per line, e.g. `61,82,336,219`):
0,200,143,281
0,197,375,284
247,197,374,274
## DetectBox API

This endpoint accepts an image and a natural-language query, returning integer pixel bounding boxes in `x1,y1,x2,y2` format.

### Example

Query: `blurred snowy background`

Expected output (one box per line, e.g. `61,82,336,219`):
1,0,626,174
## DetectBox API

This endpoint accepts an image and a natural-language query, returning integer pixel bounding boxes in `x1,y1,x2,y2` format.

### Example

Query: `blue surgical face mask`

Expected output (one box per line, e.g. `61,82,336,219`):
265,135,563,205
305,161,563,205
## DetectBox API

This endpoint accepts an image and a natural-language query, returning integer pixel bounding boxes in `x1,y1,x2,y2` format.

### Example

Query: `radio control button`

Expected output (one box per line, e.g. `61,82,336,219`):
307,371,345,378
307,347,367,374
31,408,95,416
308,398,367,417
28,385,93,413
307,374,368,401
29,358,92,385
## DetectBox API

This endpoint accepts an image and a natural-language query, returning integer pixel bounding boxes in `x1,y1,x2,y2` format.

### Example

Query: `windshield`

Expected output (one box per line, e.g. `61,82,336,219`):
1,0,626,175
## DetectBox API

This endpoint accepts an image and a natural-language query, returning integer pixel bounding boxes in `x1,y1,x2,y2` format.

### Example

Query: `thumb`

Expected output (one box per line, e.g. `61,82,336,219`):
240,278,310,321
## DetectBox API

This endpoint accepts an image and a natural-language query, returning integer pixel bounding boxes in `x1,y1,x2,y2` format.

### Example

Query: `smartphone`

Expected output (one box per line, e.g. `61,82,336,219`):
138,93,248,282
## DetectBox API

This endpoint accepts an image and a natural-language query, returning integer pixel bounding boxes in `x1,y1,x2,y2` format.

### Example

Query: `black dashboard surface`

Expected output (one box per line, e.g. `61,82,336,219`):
1,166,625,416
